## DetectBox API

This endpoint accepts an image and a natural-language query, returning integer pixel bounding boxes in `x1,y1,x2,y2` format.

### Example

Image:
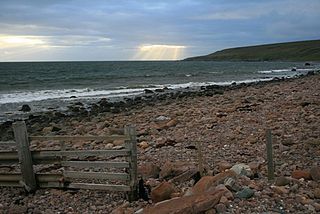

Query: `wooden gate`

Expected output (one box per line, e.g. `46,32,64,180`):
0,121,138,201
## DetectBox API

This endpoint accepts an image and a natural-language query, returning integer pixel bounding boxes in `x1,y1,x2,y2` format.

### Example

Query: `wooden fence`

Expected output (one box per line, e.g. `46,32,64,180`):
0,121,138,201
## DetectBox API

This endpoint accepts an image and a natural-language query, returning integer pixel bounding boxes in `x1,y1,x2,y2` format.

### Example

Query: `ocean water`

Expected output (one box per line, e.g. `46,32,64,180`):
0,61,318,122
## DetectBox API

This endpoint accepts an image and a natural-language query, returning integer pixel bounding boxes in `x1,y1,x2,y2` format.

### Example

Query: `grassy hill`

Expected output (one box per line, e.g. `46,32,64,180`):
184,40,320,61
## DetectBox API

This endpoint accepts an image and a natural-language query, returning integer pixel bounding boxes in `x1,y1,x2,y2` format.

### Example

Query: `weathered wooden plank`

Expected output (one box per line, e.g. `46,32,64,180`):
67,183,131,191
0,181,21,187
61,161,129,169
266,129,275,181
64,171,129,181
0,180,64,188
0,151,60,164
124,125,138,201
0,149,130,165
39,182,65,188
30,135,129,142
0,173,63,182
0,141,16,146
0,173,21,181
13,121,37,192
34,149,130,158
36,173,63,182
0,151,19,164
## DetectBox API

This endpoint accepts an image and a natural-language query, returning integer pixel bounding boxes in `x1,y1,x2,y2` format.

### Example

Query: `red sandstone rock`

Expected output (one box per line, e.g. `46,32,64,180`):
144,188,226,214
192,170,236,195
151,181,176,203
291,170,311,180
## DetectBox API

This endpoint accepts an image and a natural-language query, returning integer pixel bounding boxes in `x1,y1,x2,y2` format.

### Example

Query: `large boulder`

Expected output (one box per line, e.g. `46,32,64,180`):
191,170,236,195
143,188,226,214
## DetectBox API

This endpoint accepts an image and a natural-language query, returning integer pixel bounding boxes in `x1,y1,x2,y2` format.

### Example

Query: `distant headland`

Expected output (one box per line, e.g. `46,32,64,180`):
184,40,320,62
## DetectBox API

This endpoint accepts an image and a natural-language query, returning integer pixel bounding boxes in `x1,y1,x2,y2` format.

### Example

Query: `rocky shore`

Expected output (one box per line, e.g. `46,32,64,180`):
0,72,320,213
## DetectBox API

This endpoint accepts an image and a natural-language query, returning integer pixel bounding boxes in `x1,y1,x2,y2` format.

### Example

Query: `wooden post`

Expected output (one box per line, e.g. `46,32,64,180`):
124,126,138,201
197,141,204,177
266,129,275,181
12,121,37,192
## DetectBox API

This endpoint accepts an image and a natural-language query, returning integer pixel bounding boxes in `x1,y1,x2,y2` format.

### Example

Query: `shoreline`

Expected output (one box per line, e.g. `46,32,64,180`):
0,70,319,213
0,70,318,141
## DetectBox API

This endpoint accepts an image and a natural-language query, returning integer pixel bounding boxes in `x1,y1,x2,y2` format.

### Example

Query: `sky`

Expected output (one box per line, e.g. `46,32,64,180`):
0,0,319,61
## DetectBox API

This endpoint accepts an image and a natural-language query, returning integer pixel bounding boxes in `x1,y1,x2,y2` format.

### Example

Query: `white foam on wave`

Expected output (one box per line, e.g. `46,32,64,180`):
0,88,151,104
0,77,282,104
257,69,291,74
165,77,275,89
258,68,315,74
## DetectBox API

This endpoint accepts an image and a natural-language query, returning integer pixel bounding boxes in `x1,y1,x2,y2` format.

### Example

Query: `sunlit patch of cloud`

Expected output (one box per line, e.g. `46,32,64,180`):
132,44,186,60
0,34,112,48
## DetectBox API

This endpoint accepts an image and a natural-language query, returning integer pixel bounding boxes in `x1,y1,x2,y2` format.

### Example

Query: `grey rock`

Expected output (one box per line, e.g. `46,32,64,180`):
235,187,254,199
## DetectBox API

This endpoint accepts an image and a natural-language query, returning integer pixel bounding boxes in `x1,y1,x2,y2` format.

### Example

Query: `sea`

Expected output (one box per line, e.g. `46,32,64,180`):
0,61,318,122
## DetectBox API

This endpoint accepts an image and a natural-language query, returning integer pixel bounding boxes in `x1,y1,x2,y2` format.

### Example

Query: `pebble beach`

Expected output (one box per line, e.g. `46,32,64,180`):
0,72,320,213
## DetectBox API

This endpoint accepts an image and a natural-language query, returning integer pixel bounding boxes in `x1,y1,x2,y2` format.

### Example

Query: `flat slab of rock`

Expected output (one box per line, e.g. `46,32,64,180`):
143,188,226,214
191,170,236,195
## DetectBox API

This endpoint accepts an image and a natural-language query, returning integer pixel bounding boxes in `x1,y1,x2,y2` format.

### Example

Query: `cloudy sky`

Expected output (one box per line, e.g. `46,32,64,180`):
0,0,319,61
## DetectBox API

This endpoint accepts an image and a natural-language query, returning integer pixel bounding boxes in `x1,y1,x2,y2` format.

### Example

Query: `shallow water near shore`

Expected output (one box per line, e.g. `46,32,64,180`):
0,61,318,122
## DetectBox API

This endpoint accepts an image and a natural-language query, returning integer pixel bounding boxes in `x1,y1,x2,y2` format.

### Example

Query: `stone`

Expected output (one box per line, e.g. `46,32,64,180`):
314,188,320,199
292,170,311,180
113,145,124,150
192,170,236,195
219,196,229,204
160,161,196,179
224,177,240,192
274,176,290,186
235,187,254,199
215,203,226,213
144,188,226,214
138,162,160,179
138,141,149,149
151,181,176,203
105,143,114,149
272,186,289,195
20,104,31,112
144,89,154,94
205,209,217,214
310,166,320,181
230,163,253,178
155,119,178,130
313,202,320,211
217,161,232,172
42,126,53,133
113,139,124,146
155,116,171,121
215,184,234,200
248,162,261,174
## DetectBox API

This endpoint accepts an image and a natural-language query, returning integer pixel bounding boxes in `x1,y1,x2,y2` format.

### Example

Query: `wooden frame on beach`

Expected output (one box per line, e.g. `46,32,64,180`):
0,121,138,201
